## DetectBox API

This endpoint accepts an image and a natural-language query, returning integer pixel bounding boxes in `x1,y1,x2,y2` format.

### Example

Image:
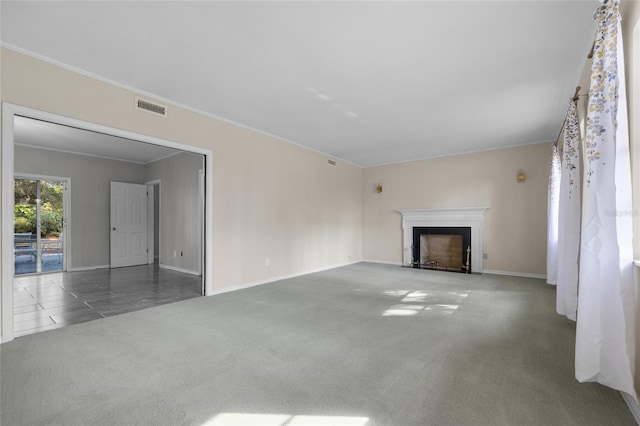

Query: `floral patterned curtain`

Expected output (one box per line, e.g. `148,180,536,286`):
546,144,561,286
556,99,581,321
575,0,636,399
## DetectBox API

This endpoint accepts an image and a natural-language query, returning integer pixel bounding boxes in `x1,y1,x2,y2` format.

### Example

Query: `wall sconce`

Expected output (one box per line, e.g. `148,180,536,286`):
376,184,383,193
517,170,526,183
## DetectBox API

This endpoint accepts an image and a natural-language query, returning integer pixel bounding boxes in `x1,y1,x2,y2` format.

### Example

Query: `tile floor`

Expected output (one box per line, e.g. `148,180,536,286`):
13,263,202,338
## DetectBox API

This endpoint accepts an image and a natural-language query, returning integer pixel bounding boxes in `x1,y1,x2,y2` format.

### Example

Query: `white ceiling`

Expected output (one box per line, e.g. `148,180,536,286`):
1,1,599,167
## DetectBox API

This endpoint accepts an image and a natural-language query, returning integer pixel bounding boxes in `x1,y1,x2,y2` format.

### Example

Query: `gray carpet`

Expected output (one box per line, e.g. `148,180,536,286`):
0,262,635,425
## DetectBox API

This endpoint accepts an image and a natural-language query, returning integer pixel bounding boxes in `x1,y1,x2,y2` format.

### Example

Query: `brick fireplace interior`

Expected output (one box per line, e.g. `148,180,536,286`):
411,227,471,273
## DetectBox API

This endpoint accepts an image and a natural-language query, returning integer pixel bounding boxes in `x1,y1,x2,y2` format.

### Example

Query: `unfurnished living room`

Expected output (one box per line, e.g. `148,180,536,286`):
1,1,640,425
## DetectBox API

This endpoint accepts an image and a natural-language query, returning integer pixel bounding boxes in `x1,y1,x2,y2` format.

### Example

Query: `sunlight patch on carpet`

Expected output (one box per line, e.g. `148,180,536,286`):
382,290,469,316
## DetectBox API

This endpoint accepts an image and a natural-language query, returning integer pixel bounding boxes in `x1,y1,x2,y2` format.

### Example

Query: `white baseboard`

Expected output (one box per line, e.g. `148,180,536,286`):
337,261,546,281
209,260,360,296
69,264,109,272
70,264,201,275
159,263,201,276
482,269,546,280
621,392,640,425
360,259,403,266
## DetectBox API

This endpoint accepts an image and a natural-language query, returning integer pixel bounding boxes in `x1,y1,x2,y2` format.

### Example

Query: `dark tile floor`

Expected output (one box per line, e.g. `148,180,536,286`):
13,263,202,338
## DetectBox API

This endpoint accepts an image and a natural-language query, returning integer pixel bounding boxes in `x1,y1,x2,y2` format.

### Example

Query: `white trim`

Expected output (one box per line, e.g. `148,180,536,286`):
2,102,215,343
360,259,403,266
2,106,15,343
64,180,70,273
16,143,183,166
204,153,213,296
69,264,110,272
199,168,205,294
482,269,547,280
1,43,362,169
208,261,359,296
16,142,146,165
14,172,68,182
621,392,640,425
145,180,162,265
634,259,640,268
159,263,201,276
364,140,554,168
146,184,155,264
398,208,488,273
144,151,182,166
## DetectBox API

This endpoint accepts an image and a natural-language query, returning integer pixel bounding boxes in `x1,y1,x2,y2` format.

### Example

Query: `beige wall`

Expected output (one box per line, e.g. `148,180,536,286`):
621,0,640,400
1,48,363,310
146,152,203,273
214,138,363,284
362,143,550,276
14,145,147,268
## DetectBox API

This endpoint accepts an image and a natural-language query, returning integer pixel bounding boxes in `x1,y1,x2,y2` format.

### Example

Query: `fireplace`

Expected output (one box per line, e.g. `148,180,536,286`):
398,208,487,273
412,226,471,273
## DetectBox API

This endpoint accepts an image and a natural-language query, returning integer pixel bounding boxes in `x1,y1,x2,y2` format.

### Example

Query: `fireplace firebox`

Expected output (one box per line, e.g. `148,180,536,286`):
411,227,471,273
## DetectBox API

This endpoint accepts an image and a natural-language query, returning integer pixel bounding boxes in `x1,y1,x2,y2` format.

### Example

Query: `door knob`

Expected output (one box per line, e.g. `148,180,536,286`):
112,227,116,231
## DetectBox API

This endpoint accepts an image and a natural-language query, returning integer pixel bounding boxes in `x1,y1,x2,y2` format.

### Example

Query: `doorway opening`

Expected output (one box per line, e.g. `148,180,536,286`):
2,103,214,342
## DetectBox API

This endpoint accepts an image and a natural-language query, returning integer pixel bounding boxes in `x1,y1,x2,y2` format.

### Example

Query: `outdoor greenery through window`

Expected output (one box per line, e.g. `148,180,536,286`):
14,179,63,238
14,178,65,275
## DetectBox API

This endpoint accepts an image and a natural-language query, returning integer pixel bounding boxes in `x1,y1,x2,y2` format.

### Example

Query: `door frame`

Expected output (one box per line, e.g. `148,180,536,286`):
2,103,214,343
145,180,161,265
14,173,71,273
199,168,205,293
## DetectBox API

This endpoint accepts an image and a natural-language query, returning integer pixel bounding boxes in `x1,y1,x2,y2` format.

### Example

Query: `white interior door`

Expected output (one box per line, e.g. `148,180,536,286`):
110,181,148,268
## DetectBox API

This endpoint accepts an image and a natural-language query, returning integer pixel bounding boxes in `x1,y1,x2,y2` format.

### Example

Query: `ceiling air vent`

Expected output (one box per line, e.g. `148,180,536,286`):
136,97,167,117
328,159,337,166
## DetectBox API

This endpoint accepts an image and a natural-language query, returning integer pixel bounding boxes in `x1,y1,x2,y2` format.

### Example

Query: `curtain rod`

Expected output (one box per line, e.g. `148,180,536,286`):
555,3,601,146
554,86,583,147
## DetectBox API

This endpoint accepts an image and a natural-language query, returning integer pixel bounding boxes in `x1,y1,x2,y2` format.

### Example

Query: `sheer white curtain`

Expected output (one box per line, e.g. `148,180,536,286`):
556,100,581,321
575,0,636,399
546,144,561,286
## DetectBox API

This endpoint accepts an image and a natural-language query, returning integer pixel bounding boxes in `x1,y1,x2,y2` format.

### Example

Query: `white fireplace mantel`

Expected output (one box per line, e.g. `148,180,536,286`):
398,208,488,273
